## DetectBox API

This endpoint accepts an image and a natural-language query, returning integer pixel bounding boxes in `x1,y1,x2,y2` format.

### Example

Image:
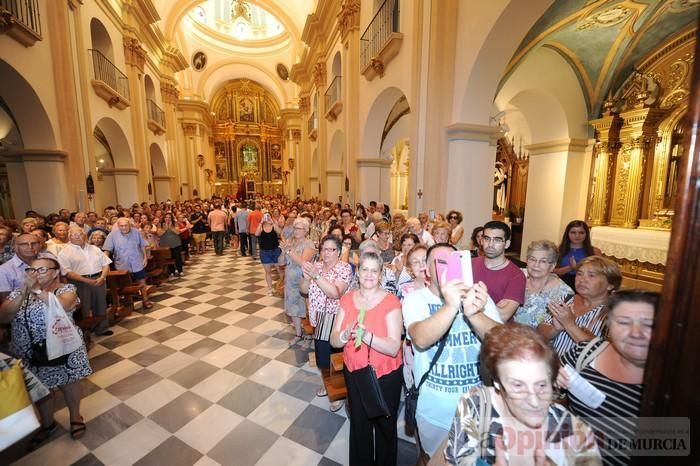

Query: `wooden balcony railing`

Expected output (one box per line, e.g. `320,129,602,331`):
0,0,42,46
89,49,130,109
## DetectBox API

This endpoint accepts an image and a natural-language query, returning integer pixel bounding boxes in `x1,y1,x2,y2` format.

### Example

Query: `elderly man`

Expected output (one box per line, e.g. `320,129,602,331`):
0,233,42,301
103,218,153,309
70,212,90,234
58,227,113,336
46,221,70,257
407,217,435,247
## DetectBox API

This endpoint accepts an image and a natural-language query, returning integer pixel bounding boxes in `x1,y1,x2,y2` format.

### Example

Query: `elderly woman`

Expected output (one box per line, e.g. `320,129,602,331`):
431,221,452,245
351,239,399,295
331,251,404,466
391,213,408,251
301,235,352,411
537,256,622,357
513,240,573,328
558,289,658,466
21,217,38,234
398,244,428,301
374,221,396,264
443,323,601,464
0,257,92,446
58,227,113,336
446,210,465,249
88,229,108,250
281,218,316,344
46,222,70,257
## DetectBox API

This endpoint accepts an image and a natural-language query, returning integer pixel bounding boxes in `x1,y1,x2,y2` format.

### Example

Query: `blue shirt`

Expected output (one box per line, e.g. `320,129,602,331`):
0,255,30,293
103,228,147,273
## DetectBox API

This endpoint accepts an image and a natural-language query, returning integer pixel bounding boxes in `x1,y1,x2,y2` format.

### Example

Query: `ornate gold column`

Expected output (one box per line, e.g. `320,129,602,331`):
609,108,664,228
588,111,622,226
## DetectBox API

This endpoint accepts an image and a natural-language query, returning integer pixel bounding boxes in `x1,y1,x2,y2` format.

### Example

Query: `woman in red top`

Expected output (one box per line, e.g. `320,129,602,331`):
331,251,403,466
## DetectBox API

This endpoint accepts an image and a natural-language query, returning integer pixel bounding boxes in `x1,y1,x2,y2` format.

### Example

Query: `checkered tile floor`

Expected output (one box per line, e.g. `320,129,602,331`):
5,247,418,466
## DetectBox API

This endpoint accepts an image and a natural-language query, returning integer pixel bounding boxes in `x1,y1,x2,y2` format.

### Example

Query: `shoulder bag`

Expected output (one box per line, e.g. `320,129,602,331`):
404,333,448,436
352,333,391,419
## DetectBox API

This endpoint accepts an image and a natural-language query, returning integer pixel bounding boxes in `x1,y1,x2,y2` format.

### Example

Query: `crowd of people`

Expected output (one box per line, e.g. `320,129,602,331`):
0,195,658,465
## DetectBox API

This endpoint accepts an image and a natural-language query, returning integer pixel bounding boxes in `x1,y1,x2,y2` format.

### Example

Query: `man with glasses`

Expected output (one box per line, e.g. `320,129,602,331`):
0,233,43,301
472,220,526,322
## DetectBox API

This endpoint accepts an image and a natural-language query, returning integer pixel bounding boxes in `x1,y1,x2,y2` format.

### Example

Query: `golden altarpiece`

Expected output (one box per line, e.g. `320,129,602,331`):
210,79,284,197
587,30,694,289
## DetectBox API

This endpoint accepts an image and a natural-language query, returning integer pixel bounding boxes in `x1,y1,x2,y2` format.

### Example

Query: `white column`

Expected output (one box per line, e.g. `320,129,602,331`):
356,158,392,206
101,168,139,206
521,138,589,260
1,150,70,214
445,123,501,239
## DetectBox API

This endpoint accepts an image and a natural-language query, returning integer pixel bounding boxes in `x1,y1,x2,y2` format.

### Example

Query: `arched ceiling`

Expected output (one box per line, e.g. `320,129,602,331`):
499,0,699,117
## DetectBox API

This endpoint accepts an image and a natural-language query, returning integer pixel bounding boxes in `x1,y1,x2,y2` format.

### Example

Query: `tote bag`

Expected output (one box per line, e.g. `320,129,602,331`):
0,361,40,451
45,292,82,360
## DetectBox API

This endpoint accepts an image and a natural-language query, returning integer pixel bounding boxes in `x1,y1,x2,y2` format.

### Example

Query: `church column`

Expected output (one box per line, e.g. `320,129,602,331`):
588,112,622,226
339,0,361,205
445,124,501,239
521,138,589,259
313,62,328,200
1,151,70,215
356,158,392,204
161,78,181,200
609,108,664,228
298,95,311,198
122,35,150,202
100,167,139,206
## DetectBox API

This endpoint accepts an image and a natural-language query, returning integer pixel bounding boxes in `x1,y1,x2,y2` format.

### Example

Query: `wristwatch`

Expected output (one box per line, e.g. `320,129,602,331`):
314,273,322,281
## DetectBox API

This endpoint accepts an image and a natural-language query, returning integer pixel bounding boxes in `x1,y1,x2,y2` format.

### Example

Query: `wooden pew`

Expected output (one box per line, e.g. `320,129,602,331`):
148,248,175,284
325,352,348,402
106,270,156,318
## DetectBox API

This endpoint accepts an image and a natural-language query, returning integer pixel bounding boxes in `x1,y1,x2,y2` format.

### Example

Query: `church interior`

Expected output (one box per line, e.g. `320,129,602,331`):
1,0,699,464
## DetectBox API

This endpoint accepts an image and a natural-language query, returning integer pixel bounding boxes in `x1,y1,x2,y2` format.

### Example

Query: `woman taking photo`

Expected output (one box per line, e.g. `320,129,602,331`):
558,289,658,466
538,256,622,357
0,257,92,447
513,240,573,328
281,218,316,344
391,233,420,292
398,244,428,300
554,220,601,290
331,252,404,466
301,235,352,411
443,324,601,465
256,211,284,296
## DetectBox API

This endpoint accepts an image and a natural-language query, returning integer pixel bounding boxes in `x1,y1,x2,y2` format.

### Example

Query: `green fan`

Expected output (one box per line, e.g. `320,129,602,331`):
354,307,366,349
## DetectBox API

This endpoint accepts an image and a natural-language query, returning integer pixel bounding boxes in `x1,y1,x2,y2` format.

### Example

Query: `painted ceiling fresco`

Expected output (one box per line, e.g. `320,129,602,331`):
500,0,699,116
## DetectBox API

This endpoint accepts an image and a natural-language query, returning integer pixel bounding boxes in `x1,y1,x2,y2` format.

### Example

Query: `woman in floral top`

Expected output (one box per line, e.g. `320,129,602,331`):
444,324,601,465
513,240,573,327
300,235,352,412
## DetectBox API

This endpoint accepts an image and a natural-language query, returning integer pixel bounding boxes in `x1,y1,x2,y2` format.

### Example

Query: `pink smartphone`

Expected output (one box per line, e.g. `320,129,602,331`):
434,250,474,286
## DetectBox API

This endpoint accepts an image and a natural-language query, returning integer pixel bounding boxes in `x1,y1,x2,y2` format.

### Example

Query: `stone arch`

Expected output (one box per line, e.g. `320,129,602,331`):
0,59,56,149
90,17,114,61
93,117,137,206
199,61,288,105
331,51,342,78
144,74,156,101
94,117,133,168
361,86,408,156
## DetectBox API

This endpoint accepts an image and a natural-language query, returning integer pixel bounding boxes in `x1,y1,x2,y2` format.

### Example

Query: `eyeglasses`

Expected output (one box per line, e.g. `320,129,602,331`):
527,256,553,266
499,383,553,400
409,259,427,266
25,267,58,275
448,216,458,220
321,247,338,253
481,235,505,244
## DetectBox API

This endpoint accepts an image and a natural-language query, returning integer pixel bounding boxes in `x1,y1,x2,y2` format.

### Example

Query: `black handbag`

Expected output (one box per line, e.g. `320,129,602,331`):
353,333,391,419
21,294,70,367
404,334,448,435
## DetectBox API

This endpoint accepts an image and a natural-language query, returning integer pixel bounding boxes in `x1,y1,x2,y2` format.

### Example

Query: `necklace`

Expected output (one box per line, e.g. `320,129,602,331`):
527,276,550,294
486,258,508,271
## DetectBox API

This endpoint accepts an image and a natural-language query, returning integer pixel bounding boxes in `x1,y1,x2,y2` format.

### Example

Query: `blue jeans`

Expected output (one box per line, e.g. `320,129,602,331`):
212,231,225,255
249,235,258,257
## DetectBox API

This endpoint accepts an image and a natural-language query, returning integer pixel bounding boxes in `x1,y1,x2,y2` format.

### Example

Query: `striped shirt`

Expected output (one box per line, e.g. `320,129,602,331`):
546,301,607,356
562,340,643,466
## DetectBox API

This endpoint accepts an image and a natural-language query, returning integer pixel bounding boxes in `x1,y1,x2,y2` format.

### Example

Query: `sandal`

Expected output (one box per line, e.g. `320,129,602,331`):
289,334,303,346
70,419,87,440
28,422,56,450
329,400,344,413
316,386,328,397
143,301,154,310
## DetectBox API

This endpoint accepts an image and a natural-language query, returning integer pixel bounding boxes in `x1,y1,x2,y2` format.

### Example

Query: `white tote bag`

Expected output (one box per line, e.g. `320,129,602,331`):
45,292,82,360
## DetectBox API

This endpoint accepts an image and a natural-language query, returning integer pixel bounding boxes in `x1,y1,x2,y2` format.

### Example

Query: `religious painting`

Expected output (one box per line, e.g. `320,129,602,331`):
272,166,282,180
271,144,281,161
239,97,254,122
240,143,259,174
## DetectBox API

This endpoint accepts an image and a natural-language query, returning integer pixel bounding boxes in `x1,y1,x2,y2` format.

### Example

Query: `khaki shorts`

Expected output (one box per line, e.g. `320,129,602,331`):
192,233,207,243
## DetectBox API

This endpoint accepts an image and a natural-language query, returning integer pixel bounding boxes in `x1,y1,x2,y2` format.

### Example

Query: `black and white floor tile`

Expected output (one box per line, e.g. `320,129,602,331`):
4,248,418,466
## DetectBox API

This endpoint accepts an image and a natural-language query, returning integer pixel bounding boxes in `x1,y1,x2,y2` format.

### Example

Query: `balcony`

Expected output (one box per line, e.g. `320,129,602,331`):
308,112,318,141
324,76,342,121
360,0,402,81
89,49,130,110
0,0,42,46
146,99,166,135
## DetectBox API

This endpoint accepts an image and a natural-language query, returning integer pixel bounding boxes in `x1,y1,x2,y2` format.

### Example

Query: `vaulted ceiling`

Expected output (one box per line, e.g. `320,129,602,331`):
500,0,699,116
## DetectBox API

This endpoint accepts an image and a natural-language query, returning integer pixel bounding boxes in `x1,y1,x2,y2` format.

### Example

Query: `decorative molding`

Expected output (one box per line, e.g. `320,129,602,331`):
525,138,589,155
298,96,310,114
361,32,403,81
161,43,188,74
337,0,361,42
356,157,392,168
0,7,42,46
326,170,344,176
160,79,179,105
446,123,502,143
67,0,84,10
91,80,130,110
312,62,326,89
0,149,67,163
182,123,198,136
98,167,139,175
123,36,146,72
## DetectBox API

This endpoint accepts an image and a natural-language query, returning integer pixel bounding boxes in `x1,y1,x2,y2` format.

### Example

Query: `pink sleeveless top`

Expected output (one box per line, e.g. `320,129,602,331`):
340,291,403,378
